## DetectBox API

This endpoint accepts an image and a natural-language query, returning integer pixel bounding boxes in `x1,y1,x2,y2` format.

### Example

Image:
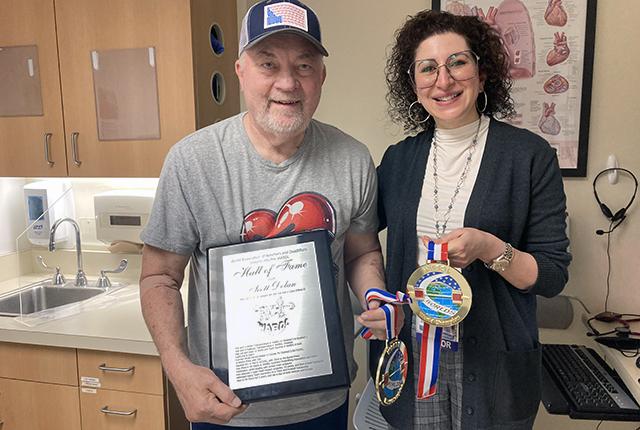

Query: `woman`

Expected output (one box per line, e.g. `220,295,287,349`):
371,10,571,430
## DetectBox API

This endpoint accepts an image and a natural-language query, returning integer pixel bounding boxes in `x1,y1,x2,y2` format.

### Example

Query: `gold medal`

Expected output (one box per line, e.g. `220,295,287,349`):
407,262,472,327
375,337,408,406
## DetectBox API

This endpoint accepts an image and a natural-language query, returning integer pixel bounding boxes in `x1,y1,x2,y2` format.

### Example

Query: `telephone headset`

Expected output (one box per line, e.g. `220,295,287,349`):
586,311,640,352
589,168,640,355
593,167,638,235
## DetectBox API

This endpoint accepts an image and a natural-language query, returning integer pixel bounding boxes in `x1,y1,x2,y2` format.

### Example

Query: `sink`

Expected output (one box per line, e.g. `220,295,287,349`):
0,280,113,317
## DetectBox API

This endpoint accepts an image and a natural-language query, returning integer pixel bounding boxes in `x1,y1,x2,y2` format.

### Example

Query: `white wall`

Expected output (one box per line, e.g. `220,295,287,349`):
560,1,640,315
0,178,26,255
304,0,421,163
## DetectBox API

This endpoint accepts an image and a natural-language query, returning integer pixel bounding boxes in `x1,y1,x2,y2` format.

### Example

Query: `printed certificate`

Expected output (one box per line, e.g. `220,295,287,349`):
207,230,349,402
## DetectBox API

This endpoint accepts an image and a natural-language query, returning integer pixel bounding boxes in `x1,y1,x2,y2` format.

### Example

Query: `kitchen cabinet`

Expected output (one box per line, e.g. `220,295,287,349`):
0,379,82,430
0,0,240,177
78,349,179,430
80,389,165,430
0,342,188,430
0,343,81,430
78,349,164,394
0,0,67,177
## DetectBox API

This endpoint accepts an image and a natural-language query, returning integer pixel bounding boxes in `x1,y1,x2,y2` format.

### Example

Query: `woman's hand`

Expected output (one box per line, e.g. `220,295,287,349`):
425,228,538,290
425,228,503,269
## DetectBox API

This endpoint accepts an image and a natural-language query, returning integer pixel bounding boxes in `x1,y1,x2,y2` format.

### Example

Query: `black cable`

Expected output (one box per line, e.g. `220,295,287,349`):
620,348,640,358
604,219,614,312
596,419,603,429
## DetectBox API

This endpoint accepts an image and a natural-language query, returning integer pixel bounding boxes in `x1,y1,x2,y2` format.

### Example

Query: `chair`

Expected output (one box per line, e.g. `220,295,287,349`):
352,377,388,430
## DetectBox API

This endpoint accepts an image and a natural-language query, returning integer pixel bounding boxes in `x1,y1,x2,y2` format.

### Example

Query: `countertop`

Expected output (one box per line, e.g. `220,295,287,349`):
0,273,186,356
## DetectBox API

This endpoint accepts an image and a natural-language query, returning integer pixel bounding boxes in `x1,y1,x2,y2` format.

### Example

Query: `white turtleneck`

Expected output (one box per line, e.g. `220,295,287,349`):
416,115,490,264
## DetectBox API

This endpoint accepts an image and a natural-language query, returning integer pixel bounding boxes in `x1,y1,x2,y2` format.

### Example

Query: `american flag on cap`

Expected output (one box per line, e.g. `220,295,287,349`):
238,0,328,57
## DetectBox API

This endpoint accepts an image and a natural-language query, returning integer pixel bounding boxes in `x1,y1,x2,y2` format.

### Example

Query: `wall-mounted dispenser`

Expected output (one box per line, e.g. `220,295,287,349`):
23,180,75,246
94,190,155,247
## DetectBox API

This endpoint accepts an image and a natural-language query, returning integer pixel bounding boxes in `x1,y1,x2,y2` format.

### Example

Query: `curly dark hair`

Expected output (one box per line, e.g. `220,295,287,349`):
386,9,515,133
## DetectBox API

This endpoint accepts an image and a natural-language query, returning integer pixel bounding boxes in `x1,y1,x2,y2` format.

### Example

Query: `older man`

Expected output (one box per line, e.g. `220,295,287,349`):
139,1,396,428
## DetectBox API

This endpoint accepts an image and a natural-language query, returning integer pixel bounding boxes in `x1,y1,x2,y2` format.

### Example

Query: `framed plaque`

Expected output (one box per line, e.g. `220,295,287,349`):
207,230,349,402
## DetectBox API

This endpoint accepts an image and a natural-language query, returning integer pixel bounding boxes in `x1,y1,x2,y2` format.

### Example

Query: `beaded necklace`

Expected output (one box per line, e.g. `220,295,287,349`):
431,118,482,238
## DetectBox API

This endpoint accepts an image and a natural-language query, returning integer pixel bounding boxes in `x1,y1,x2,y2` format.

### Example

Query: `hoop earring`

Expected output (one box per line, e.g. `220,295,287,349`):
408,100,430,125
477,92,488,113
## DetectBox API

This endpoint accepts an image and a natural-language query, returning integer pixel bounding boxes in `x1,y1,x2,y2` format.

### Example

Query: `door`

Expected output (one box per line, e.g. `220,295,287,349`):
0,0,67,176
0,378,81,430
54,0,197,177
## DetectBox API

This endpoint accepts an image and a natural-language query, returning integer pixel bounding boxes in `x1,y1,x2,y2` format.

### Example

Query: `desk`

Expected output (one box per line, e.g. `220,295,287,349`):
535,300,640,430
351,298,640,430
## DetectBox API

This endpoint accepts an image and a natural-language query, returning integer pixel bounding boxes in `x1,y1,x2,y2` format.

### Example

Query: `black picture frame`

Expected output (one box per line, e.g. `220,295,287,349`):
206,230,349,403
431,0,597,177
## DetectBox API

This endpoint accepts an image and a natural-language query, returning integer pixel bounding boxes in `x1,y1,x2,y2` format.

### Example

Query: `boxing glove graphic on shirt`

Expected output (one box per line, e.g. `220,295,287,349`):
240,192,336,242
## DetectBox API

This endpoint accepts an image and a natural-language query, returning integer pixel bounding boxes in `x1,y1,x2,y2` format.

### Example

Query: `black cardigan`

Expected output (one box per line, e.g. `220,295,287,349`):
371,118,571,429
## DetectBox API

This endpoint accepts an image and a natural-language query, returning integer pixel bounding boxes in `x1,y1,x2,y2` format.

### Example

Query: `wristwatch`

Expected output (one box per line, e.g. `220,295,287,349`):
485,242,514,272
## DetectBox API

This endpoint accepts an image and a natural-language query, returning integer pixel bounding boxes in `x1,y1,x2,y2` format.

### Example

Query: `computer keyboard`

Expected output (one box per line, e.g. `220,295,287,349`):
542,344,640,421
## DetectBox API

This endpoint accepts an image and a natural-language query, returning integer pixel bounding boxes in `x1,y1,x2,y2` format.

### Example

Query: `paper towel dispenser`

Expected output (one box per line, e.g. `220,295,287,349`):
94,190,155,245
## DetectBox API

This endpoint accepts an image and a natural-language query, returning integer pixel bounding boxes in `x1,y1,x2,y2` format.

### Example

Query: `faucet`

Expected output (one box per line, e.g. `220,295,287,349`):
49,218,88,287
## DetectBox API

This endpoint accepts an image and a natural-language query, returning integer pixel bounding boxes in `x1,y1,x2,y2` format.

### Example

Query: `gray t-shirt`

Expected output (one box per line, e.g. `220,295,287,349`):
141,113,378,426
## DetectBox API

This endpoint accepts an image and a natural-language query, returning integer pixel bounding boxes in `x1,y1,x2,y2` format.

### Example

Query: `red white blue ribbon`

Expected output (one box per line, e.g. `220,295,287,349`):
416,240,448,399
416,319,443,398
426,241,448,262
359,289,409,340
361,239,451,400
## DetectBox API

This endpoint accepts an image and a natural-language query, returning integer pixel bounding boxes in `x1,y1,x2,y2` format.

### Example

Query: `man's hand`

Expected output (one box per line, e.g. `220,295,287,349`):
345,230,404,339
140,244,246,423
357,300,405,340
170,360,247,424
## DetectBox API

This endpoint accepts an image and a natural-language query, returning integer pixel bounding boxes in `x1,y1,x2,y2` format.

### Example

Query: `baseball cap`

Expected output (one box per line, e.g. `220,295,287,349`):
238,0,329,57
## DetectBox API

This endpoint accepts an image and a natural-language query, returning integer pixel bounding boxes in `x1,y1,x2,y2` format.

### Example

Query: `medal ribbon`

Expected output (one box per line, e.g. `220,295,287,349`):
359,289,410,341
416,241,447,399
417,322,443,398
359,241,451,399
426,240,448,262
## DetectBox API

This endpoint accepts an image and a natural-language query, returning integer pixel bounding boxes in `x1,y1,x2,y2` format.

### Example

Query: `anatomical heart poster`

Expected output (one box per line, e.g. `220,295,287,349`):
434,0,597,176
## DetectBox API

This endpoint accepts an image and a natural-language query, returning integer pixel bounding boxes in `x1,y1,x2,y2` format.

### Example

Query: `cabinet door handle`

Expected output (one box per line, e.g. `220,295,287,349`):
71,131,82,166
98,363,135,373
44,132,54,166
100,406,137,417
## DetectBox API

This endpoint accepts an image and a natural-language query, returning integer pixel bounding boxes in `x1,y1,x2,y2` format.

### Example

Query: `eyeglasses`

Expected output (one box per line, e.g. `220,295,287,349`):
408,50,480,88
